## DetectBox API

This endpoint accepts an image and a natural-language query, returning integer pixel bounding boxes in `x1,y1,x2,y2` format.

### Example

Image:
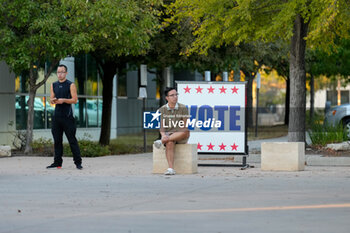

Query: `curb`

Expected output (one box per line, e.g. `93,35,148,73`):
199,154,350,167
305,155,350,166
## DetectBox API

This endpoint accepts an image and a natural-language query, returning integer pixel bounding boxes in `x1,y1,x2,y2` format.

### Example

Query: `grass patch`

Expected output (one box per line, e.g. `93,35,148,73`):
63,140,110,157
306,109,347,146
109,131,159,154
308,122,346,146
31,126,291,157
247,124,288,140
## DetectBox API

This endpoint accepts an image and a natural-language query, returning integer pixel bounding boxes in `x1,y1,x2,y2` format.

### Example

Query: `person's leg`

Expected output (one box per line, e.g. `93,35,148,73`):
51,117,64,166
63,116,82,166
163,131,189,174
165,141,175,169
168,131,189,142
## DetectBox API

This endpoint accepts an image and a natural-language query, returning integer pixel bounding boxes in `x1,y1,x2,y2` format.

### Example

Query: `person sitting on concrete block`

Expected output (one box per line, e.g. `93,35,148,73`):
154,87,190,175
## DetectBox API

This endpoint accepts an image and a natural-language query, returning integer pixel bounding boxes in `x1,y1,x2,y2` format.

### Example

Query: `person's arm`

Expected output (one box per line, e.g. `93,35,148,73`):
159,108,169,143
54,83,78,104
50,84,57,104
159,108,166,137
182,107,190,133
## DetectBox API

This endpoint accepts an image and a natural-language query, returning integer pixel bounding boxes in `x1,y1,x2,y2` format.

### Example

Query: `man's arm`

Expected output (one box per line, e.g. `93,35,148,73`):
54,83,78,104
159,108,166,137
50,84,56,104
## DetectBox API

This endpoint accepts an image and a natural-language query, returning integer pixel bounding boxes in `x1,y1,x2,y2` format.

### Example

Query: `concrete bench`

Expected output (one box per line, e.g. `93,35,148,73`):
153,144,198,174
0,145,11,157
261,142,305,171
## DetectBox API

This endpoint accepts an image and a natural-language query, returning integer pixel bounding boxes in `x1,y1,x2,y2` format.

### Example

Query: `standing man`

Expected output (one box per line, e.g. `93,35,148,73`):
154,87,190,175
46,64,83,170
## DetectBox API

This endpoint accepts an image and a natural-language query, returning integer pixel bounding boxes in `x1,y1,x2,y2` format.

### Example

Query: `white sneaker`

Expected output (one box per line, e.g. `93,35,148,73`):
154,140,162,149
164,168,176,175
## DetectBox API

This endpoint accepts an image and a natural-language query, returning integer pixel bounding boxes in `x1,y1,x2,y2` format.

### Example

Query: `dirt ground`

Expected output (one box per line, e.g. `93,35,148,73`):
306,146,350,157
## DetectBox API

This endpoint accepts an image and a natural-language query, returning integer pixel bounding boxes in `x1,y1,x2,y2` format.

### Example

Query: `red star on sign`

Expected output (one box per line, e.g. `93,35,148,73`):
195,86,203,93
197,143,203,150
219,143,226,151
231,143,238,151
207,86,215,93
231,86,239,94
184,85,191,93
207,143,214,151
219,86,227,94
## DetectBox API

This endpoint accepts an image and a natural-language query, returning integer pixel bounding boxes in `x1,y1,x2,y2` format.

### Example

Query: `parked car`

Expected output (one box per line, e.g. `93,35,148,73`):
15,96,53,129
74,99,102,127
324,103,350,137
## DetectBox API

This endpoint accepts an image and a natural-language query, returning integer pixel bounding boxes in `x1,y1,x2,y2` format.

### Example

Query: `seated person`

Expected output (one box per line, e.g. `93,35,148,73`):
154,87,190,175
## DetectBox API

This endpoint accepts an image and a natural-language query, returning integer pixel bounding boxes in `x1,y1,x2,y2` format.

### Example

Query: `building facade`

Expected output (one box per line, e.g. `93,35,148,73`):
0,56,202,147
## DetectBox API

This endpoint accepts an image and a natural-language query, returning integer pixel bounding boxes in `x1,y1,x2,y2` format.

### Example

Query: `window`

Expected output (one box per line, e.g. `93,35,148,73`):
327,90,350,106
74,54,103,128
15,54,103,129
117,63,127,96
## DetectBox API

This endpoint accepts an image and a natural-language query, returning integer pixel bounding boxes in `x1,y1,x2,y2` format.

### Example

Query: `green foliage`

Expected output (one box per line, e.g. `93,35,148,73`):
167,0,350,54
308,38,350,79
109,132,158,154
308,122,346,146
167,0,350,143
29,133,159,156
64,140,110,157
31,138,53,155
0,0,91,74
108,143,136,155
31,136,110,157
66,0,161,59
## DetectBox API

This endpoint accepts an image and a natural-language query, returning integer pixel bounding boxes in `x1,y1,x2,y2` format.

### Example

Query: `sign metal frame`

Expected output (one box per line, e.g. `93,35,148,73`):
176,81,249,169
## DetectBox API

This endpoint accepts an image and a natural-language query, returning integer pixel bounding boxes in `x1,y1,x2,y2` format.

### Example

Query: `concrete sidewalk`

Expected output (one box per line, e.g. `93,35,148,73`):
1,154,350,233
240,135,350,166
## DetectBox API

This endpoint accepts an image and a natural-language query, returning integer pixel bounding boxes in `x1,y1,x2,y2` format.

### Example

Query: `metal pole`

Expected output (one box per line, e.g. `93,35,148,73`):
143,98,147,152
255,88,259,137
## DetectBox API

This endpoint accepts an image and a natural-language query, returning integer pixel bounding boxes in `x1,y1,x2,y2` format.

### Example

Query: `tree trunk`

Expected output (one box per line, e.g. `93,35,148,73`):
233,64,241,82
24,89,36,154
23,61,58,154
24,67,37,154
99,62,117,145
159,68,167,107
310,75,314,121
284,77,290,125
288,15,309,142
243,71,254,127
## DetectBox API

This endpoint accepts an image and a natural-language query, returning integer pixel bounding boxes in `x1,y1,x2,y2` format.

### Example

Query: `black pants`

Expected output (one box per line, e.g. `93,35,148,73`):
51,116,82,166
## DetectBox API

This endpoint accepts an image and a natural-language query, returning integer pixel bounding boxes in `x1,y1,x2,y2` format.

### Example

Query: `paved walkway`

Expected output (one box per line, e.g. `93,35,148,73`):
1,154,350,233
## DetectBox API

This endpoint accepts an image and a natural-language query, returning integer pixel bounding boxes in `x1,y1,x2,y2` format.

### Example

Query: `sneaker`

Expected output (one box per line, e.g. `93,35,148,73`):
46,163,62,169
154,140,162,149
164,168,176,175
76,164,83,170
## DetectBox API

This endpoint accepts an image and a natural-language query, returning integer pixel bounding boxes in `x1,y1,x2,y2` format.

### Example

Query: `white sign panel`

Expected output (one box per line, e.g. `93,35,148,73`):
177,81,246,154
256,72,261,89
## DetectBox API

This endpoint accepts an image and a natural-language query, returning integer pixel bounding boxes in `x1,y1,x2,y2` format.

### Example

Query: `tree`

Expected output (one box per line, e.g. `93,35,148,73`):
0,0,90,153
306,38,350,119
261,41,290,125
167,0,350,142
69,0,161,145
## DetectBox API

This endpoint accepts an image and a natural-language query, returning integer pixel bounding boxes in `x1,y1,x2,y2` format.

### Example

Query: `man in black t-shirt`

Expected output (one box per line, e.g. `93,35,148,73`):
46,64,83,170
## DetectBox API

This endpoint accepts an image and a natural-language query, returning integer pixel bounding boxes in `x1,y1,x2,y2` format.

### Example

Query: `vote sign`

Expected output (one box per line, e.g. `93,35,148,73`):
177,81,247,154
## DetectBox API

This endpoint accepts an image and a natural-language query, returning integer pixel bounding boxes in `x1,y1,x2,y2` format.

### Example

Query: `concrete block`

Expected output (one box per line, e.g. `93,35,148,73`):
153,144,198,174
261,142,305,171
0,145,11,157
326,142,350,151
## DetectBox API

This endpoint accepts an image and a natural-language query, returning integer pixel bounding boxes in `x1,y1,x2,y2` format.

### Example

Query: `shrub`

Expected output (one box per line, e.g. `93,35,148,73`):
64,140,110,157
109,143,135,155
308,122,347,146
31,138,54,156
